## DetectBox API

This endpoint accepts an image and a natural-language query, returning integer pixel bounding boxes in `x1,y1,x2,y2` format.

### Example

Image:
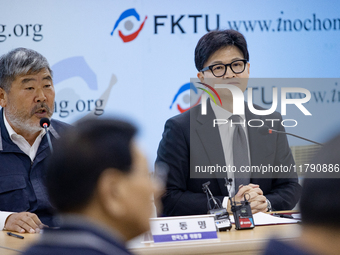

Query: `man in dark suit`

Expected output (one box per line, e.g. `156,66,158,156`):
23,119,159,255
156,29,301,216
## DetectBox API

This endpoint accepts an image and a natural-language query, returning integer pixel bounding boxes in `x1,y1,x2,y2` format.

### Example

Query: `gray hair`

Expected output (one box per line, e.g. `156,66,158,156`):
0,48,52,92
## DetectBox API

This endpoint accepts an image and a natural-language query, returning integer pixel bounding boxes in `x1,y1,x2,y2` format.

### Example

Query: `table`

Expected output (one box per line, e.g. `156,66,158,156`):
0,232,38,255
130,223,301,255
0,223,301,255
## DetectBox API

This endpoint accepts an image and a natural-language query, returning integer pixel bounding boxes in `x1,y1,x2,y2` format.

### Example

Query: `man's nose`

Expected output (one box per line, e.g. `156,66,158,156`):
35,89,47,103
223,66,236,79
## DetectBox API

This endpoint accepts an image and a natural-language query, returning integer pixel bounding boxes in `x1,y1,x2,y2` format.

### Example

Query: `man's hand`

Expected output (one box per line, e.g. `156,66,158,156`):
4,212,46,233
234,184,268,214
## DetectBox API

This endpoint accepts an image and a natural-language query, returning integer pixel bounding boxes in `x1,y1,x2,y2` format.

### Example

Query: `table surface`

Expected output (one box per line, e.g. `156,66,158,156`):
0,214,301,255
130,223,301,255
0,231,38,255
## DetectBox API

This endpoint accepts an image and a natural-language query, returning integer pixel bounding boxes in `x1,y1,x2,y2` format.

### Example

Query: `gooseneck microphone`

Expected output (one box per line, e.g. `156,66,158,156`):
40,118,53,153
202,181,232,231
258,125,323,146
202,181,220,210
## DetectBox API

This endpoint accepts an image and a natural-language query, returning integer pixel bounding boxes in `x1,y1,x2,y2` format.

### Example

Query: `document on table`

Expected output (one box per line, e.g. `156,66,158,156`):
229,212,300,226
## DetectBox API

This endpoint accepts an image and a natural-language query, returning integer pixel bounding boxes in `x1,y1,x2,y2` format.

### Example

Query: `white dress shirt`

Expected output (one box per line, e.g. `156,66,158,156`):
3,111,45,162
0,111,45,229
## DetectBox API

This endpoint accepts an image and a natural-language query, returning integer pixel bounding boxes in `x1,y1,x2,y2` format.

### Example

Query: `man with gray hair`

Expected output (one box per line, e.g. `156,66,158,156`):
0,48,69,234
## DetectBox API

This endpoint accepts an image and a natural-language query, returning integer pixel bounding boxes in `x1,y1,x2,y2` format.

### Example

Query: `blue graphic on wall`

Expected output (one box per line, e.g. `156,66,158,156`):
52,56,98,90
170,82,201,113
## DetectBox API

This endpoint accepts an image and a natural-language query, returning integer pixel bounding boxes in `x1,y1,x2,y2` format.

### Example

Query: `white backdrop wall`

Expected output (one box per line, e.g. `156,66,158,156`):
1,0,340,168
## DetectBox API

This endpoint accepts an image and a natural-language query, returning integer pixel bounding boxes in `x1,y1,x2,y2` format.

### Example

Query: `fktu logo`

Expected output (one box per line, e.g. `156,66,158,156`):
170,82,222,113
170,83,201,113
111,8,147,43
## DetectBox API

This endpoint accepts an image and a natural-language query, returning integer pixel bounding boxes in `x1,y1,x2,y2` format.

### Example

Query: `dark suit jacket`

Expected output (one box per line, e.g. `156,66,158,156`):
156,101,301,216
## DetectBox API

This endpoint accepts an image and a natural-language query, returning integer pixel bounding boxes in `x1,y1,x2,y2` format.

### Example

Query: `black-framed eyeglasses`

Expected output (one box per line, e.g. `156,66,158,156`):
200,59,248,77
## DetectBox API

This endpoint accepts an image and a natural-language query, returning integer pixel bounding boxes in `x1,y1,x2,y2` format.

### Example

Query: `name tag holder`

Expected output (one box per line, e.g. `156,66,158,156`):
149,215,218,243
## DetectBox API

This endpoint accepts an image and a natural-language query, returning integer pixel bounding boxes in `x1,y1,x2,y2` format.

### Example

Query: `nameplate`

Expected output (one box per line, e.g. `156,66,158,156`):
150,215,218,243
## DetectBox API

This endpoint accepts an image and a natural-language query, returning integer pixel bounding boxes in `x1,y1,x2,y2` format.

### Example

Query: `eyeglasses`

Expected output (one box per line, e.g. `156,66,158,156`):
200,59,248,77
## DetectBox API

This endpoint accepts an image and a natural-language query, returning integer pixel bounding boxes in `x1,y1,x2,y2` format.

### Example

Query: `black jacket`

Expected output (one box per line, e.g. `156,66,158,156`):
156,101,301,216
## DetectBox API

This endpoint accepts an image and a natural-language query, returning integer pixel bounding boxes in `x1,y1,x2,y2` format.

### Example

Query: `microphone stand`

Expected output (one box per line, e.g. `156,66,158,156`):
269,129,323,146
43,125,54,153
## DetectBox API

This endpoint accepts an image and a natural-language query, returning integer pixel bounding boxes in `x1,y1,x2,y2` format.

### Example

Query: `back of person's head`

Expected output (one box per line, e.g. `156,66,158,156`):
300,133,340,228
0,47,52,92
46,118,157,240
194,29,249,71
46,118,136,213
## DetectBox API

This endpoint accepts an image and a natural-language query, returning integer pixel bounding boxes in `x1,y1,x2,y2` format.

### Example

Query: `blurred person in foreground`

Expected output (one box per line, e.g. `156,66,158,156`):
23,119,159,255
263,133,340,255
0,48,69,233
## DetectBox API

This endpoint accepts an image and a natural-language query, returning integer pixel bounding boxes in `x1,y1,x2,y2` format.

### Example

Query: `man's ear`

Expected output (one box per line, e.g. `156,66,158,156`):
197,72,204,83
0,88,8,108
96,168,127,219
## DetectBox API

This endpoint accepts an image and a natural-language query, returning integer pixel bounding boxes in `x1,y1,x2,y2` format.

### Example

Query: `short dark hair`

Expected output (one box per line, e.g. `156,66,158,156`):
300,133,340,228
0,47,52,92
46,119,137,213
194,29,249,71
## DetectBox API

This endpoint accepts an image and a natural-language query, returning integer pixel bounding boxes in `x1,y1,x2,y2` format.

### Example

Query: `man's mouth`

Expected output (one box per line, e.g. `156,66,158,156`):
36,108,46,113
226,79,240,85
31,102,51,118
34,108,48,117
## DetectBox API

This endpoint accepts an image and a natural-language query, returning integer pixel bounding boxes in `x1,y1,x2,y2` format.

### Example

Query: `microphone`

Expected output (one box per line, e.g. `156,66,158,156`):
202,182,231,231
258,125,323,146
40,118,53,153
202,181,220,210
40,118,50,128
